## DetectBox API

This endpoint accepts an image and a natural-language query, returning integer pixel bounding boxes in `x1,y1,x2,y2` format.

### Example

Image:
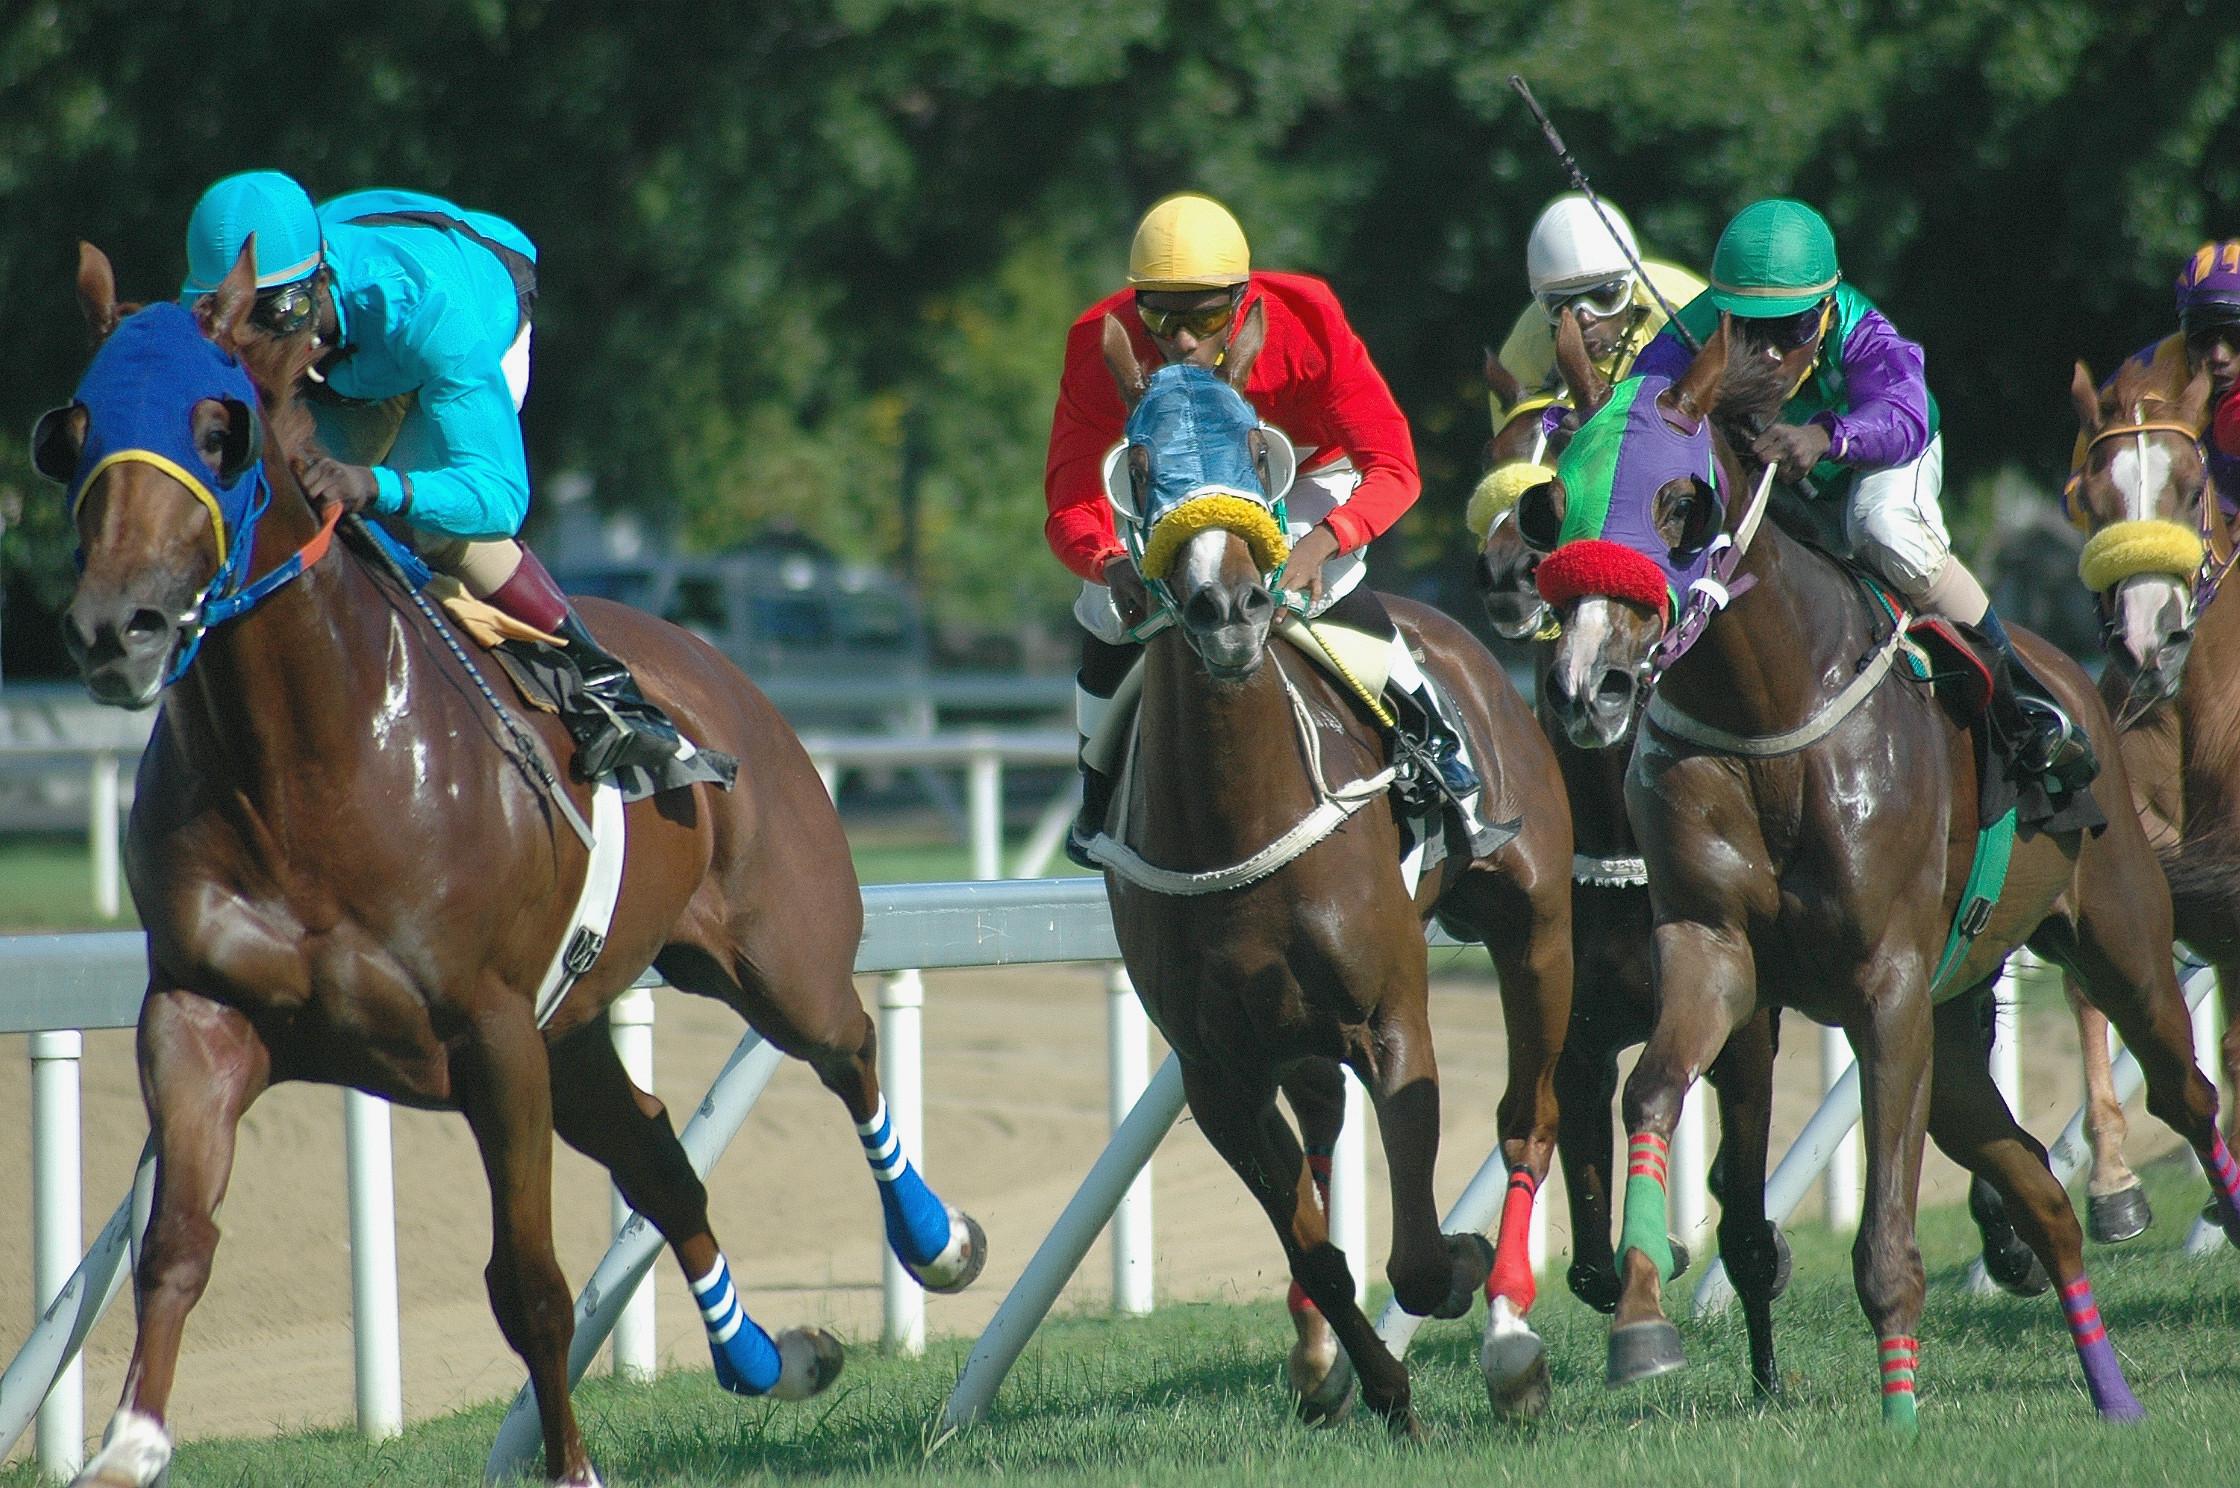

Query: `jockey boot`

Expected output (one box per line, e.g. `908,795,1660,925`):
488,549,685,780
1384,635,1479,809
1066,761,1116,871
1977,606,2096,794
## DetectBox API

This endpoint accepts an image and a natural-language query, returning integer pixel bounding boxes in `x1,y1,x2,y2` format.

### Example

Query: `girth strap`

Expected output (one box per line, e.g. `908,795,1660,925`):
1929,808,2017,1001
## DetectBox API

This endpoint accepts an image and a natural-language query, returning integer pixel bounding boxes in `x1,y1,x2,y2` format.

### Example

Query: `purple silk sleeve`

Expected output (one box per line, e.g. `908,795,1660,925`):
1813,310,1932,469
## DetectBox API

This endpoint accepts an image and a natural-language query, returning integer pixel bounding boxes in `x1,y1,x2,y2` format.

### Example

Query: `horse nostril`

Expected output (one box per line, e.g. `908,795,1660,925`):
124,608,172,647
1594,671,1634,708
1182,589,1224,632
1238,584,1272,623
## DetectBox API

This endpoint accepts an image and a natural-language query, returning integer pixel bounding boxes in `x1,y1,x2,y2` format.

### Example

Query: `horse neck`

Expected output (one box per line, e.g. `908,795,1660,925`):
1657,505,1872,739
161,479,392,787
1134,630,1328,866
2175,576,2240,776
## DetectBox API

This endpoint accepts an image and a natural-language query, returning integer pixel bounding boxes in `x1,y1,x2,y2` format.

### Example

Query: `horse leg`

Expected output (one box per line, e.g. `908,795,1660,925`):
1927,992,2144,1421
1606,925,1751,1388
1705,1009,1788,1399
1847,979,1933,1432
656,944,985,1292
455,1009,599,1486
547,1022,840,1400
1553,1030,1622,1312
1472,896,1571,1418
1276,1059,1352,1423
72,990,268,1488
2067,975,2150,1243
1182,1058,1418,1437
1956,986,2049,1295
1362,999,1492,1327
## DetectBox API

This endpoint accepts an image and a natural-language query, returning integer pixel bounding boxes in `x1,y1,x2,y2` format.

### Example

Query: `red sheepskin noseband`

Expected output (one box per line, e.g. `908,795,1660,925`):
1534,537,1672,621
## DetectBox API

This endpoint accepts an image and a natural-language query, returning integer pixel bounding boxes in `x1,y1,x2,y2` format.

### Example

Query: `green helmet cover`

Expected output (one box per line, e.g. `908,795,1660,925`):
1708,199,1840,318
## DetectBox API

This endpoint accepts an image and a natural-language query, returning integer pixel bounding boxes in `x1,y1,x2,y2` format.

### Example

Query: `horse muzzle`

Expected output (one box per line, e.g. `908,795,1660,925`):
1545,600,1643,748
2102,574,2192,708
1177,574,1275,680
64,587,191,708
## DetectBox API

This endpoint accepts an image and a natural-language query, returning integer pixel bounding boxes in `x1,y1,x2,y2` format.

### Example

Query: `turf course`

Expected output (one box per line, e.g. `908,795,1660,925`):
14,1160,2232,1487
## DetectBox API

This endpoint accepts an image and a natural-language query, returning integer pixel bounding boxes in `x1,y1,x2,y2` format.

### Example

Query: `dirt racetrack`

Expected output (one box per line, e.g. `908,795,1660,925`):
0,955,2184,1461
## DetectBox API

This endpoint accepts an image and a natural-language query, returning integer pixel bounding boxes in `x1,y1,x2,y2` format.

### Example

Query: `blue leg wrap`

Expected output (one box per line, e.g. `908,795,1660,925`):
858,1099,953,1266
692,1255,780,1396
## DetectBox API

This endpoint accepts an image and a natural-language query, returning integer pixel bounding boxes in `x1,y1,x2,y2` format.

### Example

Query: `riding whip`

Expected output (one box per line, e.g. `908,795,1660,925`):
1507,74,1699,353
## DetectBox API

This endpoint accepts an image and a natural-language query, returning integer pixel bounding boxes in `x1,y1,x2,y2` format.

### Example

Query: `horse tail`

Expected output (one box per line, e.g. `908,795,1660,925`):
2157,823,2240,917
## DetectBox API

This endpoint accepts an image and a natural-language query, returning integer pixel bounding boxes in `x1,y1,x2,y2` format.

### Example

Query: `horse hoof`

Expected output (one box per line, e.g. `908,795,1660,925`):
2087,1186,2152,1245
768,1327,846,1401
71,1410,171,1488
1567,1261,1620,1315
1768,1229,1794,1301
1984,1238,2051,1297
1433,1232,1497,1320
908,1208,988,1294
1668,1236,1692,1282
1289,1346,1358,1427
1607,1319,1686,1387
2202,1198,2240,1250
1481,1295,1551,1420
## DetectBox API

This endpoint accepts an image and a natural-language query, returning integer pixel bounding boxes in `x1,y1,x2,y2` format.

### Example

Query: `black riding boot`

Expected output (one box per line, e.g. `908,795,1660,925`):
1977,607,2096,794
1393,681,1480,810
546,608,685,780
1067,761,1116,870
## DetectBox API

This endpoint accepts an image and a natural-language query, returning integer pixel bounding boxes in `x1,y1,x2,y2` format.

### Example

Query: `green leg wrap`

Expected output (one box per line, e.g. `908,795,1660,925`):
1618,1131,1678,1281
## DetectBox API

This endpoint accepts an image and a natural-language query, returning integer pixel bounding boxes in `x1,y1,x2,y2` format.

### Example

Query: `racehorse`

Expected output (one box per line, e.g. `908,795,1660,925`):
1473,325,1793,1370
1525,316,2240,1427
45,243,984,1487
1092,308,1574,1434
2062,354,2239,1242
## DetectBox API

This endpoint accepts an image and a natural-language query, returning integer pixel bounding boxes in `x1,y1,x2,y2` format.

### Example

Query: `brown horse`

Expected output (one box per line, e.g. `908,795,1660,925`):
1473,331,1793,1378
46,244,983,1487
1094,309,1573,1433
2062,355,2238,1243
1528,318,2238,1427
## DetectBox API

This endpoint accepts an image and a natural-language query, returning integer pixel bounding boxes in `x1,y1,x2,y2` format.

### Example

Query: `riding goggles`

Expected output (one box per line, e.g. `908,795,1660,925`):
249,276,318,338
1744,299,1832,352
1137,290,1241,342
1538,278,1633,324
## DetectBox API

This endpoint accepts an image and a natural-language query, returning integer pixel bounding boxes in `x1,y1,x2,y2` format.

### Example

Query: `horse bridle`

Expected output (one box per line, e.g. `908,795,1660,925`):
2084,410,2238,612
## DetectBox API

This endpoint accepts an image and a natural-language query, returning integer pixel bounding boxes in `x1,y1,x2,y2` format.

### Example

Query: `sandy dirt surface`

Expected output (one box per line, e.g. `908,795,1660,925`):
0,955,2184,1461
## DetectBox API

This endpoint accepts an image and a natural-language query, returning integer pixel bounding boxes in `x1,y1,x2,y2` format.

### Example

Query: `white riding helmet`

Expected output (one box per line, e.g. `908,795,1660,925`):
1526,194,1641,297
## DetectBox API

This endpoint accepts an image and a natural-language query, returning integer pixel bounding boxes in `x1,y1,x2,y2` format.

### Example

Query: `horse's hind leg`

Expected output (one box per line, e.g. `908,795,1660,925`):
72,990,268,1488
655,942,986,1292
2067,978,2150,1242
453,1008,599,1486
1553,1025,1623,1312
1705,1009,1788,1399
547,1020,840,1400
1927,991,2144,1421
1276,1060,1353,1423
1183,1059,1419,1437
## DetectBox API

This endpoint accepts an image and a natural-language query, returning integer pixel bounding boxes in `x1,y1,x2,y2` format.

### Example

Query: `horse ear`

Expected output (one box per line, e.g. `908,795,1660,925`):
2069,360,2103,435
1552,308,1610,414
75,242,119,341
1222,298,1265,390
2177,364,2214,434
1483,346,1523,411
1669,313,1732,424
200,236,261,348
1101,313,1148,411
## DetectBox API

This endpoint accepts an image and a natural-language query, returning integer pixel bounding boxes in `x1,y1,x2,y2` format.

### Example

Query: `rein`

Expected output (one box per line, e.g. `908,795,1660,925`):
166,480,339,683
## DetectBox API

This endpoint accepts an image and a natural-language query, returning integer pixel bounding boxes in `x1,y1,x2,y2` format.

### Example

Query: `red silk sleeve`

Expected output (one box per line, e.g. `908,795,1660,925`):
1042,300,1133,581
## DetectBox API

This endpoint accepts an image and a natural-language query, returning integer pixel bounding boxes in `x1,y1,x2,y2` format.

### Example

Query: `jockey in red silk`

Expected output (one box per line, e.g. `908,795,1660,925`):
1045,192,1472,863
1633,198,2090,789
179,170,681,779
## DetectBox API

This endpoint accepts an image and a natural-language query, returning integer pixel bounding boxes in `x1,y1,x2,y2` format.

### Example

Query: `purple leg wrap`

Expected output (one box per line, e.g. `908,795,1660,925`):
2060,1277,2144,1422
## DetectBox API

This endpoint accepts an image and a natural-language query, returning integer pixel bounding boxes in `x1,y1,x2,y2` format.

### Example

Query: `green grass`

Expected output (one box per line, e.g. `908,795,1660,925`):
23,1159,2237,1487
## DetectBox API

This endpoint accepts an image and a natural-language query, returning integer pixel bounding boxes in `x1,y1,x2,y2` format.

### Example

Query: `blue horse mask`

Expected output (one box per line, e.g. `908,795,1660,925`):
1112,363,1298,583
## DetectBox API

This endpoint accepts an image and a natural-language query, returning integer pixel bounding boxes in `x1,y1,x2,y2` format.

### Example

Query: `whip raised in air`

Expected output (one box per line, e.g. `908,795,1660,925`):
1507,74,1699,352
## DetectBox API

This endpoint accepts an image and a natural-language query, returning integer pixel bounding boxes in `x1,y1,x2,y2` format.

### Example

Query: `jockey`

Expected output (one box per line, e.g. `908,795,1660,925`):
2068,240,2240,510
1490,194,1706,430
1046,192,1475,864
178,170,681,779
1633,197,2089,787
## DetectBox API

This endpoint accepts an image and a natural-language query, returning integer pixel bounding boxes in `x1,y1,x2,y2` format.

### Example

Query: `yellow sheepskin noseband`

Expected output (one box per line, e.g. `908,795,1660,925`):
1467,461,1557,542
1139,493,1291,582
2078,519,2204,594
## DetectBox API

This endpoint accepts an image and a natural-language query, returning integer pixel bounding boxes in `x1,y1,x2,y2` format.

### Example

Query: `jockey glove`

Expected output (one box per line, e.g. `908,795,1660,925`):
298,456,383,516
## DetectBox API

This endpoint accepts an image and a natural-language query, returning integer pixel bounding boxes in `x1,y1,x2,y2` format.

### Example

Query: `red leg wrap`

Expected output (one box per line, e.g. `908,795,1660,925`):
1485,1168,1539,1312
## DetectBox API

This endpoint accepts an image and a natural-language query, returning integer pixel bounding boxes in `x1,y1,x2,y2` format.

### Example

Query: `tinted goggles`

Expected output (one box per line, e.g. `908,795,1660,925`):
1538,278,1632,324
249,277,319,338
1137,291,1241,342
1745,300,1831,352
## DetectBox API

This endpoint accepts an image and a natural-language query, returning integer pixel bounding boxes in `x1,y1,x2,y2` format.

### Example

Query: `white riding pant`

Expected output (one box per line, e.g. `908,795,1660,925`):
1844,434,1950,602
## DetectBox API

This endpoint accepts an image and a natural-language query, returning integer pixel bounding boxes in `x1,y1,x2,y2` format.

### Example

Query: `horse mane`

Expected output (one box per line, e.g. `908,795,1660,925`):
224,328,328,477
2106,352,2181,420
1706,346,1795,455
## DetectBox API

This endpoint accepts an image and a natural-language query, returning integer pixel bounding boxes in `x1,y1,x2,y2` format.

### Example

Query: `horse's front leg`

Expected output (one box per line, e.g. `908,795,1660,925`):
1847,965,1933,1432
1362,985,1491,1329
1607,920,1754,1388
2067,977,2149,1243
1276,1059,1352,1424
73,989,270,1488
456,1003,599,1486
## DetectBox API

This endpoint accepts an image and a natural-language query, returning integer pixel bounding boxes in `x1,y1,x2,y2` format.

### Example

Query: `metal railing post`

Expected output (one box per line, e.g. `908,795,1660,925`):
879,970,927,1355
609,988,658,1380
968,753,1002,880
342,1089,402,1440
1821,1024,1860,1229
89,752,120,920
32,1030,84,1479
1106,967,1154,1314
1670,1082,1710,1250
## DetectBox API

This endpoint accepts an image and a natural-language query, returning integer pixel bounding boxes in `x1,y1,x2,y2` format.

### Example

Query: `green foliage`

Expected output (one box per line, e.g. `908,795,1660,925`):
1,0,2233,648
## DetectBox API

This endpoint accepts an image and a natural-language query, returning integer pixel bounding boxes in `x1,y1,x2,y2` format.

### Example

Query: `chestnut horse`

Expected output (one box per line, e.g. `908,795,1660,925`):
1474,330,1792,1377
1095,309,1573,1433
1527,319,2240,1428
45,245,984,1487
2062,354,2238,1244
